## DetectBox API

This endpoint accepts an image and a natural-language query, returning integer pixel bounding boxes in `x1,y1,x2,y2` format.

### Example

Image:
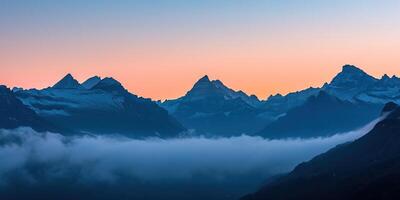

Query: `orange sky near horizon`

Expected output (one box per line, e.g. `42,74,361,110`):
1,1,400,100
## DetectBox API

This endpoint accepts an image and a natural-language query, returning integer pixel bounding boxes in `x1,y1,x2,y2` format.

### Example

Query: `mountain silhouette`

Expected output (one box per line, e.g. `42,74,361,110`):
52,73,83,89
257,91,382,139
0,85,59,132
242,102,400,200
14,74,185,137
161,75,266,135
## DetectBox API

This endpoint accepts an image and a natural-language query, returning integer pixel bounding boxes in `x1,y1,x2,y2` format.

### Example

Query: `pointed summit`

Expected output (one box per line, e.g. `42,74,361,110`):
374,73,400,88
195,75,211,84
329,64,377,88
179,75,261,107
82,76,101,89
53,73,82,89
91,77,126,93
185,75,216,99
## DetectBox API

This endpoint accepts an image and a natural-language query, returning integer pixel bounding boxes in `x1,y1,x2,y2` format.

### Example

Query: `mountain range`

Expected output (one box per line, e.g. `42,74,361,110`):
257,91,381,139
0,85,59,133
161,65,397,137
1,64,399,139
11,74,185,137
161,75,266,135
242,102,400,200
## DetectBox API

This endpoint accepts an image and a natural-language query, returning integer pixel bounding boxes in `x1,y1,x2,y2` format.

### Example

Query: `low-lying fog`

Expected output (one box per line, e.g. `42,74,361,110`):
0,117,382,200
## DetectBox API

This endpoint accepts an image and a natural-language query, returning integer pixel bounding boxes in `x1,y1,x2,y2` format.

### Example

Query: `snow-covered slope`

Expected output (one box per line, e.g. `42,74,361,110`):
15,74,185,137
261,64,400,118
161,75,266,135
0,85,59,132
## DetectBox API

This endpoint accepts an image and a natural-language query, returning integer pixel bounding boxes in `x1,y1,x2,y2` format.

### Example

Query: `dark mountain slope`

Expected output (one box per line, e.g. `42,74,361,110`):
242,102,400,200
0,85,58,132
258,91,382,139
15,75,185,137
161,75,266,135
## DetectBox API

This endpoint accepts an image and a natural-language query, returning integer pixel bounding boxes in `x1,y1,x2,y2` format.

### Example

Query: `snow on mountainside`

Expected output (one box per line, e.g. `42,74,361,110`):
161,75,266,135
14,74,185,137
178,75,261,107
354,74,400,104
261,87,320,116
323,65,378,101
81,76,101,89
159,66,400,136
242,103,400,200
262,64,400,116
258,91,382,139
5,64,400,137
0,85,59,132
162,75,262,114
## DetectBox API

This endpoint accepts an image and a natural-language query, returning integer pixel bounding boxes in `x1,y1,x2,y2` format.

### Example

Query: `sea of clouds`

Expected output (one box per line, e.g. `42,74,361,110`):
0,117,383,199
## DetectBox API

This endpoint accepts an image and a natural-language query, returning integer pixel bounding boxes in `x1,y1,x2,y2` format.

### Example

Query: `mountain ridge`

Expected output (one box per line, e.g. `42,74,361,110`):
242,102,400,200
13,75,186,137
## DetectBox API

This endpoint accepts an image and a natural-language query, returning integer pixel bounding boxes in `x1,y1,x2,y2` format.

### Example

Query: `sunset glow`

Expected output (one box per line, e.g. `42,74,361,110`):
1,0,400,100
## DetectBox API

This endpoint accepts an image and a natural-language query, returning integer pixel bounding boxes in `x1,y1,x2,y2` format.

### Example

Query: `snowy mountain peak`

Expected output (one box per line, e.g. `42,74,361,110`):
82,76,101,89
53,73,82,89
329,64,377,88
181,75,261,107
91,77,126,93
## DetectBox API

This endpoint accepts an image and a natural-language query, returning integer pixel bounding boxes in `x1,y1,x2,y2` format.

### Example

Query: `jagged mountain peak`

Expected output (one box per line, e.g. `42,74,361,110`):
82,76,101,89
373,73,400,88
53,73,82,89
328,65,377,90
91,77,126,93
183,75,261,106
382,74,390,80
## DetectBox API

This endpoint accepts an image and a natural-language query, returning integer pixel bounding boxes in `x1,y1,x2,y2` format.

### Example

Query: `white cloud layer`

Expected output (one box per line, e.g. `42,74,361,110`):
0,116,383,185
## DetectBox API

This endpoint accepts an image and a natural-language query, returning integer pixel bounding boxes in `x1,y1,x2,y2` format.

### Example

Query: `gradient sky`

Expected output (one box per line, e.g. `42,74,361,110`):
1,0,400,100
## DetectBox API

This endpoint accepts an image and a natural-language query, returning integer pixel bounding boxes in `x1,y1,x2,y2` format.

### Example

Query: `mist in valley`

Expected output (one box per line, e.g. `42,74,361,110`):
0,117,382,200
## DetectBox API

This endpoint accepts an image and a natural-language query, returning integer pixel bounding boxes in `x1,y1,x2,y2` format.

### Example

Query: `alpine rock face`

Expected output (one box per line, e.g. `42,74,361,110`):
262,64,400,113
161,75,266,135
0,85,59,132
4,64,400,138
322,65,400,104
14,74,185,137
256,64,399,138
242,103,400,200
52,73,84,89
